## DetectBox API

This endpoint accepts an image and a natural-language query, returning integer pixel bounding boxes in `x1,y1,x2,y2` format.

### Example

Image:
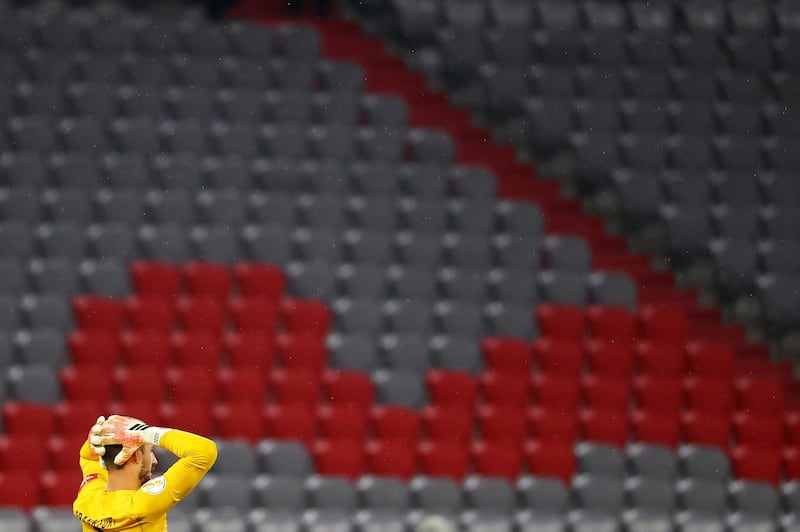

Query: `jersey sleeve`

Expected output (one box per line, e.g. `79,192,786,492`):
131,429,218,520
78,438,108,489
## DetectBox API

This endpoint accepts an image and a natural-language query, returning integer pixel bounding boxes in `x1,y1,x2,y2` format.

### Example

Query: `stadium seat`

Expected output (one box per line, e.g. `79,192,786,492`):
130,261,182,297
316,404,368,441
535,303,585,339
0,471,40,510
478,371,530,407
228,297,279,332
175,296,226,333
527,406,578,443
232,262,286,302
217,367,268,404
222,331,276,369
276,333,328,372
213,402,267,443
683,377,733,414
416,440,470,481
633,376,683,413
71,295,124,331
280,298,332,336
680,411,731,449
270,368,322,406
365,439,417,479
0,434,48,475
120,331,172,370
533,338,584,376
322,370,375,409
312,440,366,480
579,408,629,448
421,404,473,444
368,405,420,443
158,402,214,436
164,367,217,405
476,405,527,447
182,262,231,302
530,372,581,408
523,439,576,485
59,366,113,404
584,339,634,378
171,330,222,368
123,296,175,331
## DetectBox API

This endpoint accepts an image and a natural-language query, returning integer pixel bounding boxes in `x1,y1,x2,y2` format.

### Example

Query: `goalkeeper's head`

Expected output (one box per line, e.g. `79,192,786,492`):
90,415,159,486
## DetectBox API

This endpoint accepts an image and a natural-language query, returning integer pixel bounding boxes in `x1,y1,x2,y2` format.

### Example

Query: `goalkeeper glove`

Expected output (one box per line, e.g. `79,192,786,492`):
89,415,172,466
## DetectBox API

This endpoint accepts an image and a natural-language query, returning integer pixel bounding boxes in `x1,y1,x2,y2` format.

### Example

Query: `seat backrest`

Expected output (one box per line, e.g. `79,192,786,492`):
305,476,358,511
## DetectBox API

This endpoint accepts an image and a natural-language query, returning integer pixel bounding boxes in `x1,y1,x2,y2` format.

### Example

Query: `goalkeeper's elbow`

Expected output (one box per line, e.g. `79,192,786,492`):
196,437,218,471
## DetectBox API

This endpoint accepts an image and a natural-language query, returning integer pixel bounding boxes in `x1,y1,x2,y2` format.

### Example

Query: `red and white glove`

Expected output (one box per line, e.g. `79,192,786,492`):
89,415,171,466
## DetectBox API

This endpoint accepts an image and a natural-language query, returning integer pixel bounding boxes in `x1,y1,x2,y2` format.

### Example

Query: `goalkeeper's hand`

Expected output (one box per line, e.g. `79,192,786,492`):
89,415,171,466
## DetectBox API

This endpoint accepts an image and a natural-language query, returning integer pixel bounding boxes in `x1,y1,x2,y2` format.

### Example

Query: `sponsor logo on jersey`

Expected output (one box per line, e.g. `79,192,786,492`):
142,476,167,495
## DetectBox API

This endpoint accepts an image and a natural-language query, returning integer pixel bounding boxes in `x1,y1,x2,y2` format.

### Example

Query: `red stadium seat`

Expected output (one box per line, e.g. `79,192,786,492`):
123,296,175,331
579,408,629,448
681,410,731,448
0,434,47,474
535,304,585,339
232,262,286,302
270,369,322,406
786,412,800,445
425,370,477,409
217,367,268,403
280,298,332,336
581,374,631,411
533,338,584,376
276,333,328,372
366,439,417,479
417,440,469,480
158,402,214,435
478,371,530,407
369,405,420,442
228,296,279,332
783,446,800,480
223,331,275,369
731,445,781,485
530,372,581,408
634,341,686,377
113,366,165,403
523,439,576,484
213,402,266,443
732,412,783,449
171,330,223,368
164,367,217,405
67,330,121,367
316,404,368,441
638,305,688,344
41,470,81,507
685,341,735,379
630,409,681,448
182,262,231,302
633,375,683,413
48,434,88,471
586,305,637,342
476,405,527,447
120,331,173,369
527,407,578,443
470,440,523,481
735,376,786,415
107,400,160,424
2,402,54,436
420,405,474,444
175,296,226,333
322,370,374,409
683,377,733,414
71,295,125,331
312,439,366,480
584,339,634,377
59,366,113,404
480,337,532,373
53,401,101,437
265,404,315,445
0,471,40,510
131,261,182,297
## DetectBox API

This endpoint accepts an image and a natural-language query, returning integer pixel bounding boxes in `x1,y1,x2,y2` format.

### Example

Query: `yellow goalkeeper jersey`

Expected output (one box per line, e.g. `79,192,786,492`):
73,429,218,532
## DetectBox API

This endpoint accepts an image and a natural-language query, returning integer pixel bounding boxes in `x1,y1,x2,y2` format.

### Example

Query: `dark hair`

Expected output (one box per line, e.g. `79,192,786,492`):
101,445,125,470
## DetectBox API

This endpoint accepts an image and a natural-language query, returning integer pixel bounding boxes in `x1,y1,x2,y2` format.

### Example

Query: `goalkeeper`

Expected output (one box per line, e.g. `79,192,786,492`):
73,414,218,531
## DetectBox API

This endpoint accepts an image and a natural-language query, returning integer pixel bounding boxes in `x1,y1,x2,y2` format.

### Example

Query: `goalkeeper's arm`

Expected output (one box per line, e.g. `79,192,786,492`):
133,429,218,518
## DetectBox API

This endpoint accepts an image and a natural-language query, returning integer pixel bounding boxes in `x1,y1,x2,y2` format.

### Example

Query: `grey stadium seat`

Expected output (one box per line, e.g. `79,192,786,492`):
341,229,394,265
621,509,672,532
587,272,637,310
436,267,487,303
21,293,73,331
372,368,428,408
0,295,21,330
194,507,248,532
379,333,432,373
354,510,406,532
543,236,592,273
517,476,569,513
138,224,191,263
241,225,292,266
189,225,242,264
567,509,620,532
306,476,358,512
6,364,61,403
0,259,25,295
442,233,493,270
385,265,437,301
710,239,758,301
248,508,301,532
486,268,539,306
201,474,253,510
464,476,515,513
326,333,379,372
674,511,725,532
626,444,677,481
623,477,675,513
410,476,463,514
677,445,731,482
577,443,626,478
675,479,727,516
14,328,68,367
257,440,313,477
483,302,538,340
429,335,484,373
301,509,352,532
31,507,82,532
79,260,131,298
571,474,625,513
290,228,342,264
381,300,434,335
728,480,779,517
0,508,30,532
357,476,410,511
213,440,258,475
432,301,484,337
334,264,384,299
515,510,566,532
461,510,513,532
87,224,137,260
538,271,589,306
195,189,247,226
252,475,305,511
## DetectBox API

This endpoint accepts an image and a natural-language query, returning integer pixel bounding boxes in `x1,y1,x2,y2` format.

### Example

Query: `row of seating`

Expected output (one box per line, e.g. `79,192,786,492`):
0,10,316,61
2,86,397,124
379,0,800,36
